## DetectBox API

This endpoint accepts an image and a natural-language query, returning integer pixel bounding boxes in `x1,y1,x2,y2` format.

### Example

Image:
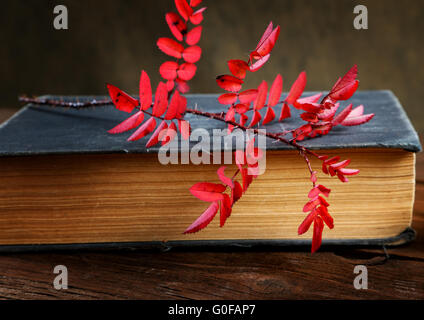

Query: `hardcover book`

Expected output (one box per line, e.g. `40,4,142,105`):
0,90,420,251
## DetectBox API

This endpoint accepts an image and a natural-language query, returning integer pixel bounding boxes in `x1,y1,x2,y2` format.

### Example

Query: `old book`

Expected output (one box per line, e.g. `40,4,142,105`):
0,90,420,251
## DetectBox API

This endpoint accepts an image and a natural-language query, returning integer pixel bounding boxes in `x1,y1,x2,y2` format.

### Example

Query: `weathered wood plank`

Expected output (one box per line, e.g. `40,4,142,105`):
0,240,423,300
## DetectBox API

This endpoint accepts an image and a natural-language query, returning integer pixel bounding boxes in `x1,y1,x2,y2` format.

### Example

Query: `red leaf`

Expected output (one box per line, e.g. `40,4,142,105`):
146,120,168,148
238,89,258,104
279,103,291,121
249,54,270,72
232,181,243,204
165,12,187,41
255,25,280,58
247,145,263,166
175,0,193,21
182,45,202,63
162,121,178,146
318,206,334,229
186,26,202,46
218,93,237,105
319,155,329,162
322,162,328,174
228,60,249,79
190,0,202,7
332,104,353,126
308,187,320,199
298,210,317,235
177,63,197,81
341,113,374,126
262,107,275,125
217,166,234,189
225,107,236,122
239,114,249,126
330,159,351,171
254,22,274,54
139,71,152,110
254,81,268,110
286,72,307,104
216,75,244,93
318,185,331,197
318,103,339,120
301,112,318,123
296,102,322,113
107,84,139,113
127,117,156,141
159,61,179,81
189,7,206,25
295,93,322,105
339,168,360,176
303,197,321,213
308,185,331,199
220,194,232,227
108,111,144,134
152,82,169,117
237,166,247,191
292,124,312,141
178,119,191,139
190,182,226,202
311,216,324,253
337,171,349,183
234,103,250,114
175,78,190,93
328,65,358,100
330,80,359,101
165,91,182,120
268,74,283,107
166,80,175,91
176,92,187,117
324,156,340,166
310,124,332,138
249,110,262,127
347,105,364,117
157,38,184,58
319,196,330,207
184,201,219,234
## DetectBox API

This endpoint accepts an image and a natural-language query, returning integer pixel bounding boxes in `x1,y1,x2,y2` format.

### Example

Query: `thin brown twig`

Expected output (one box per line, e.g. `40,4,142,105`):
19,96,323,159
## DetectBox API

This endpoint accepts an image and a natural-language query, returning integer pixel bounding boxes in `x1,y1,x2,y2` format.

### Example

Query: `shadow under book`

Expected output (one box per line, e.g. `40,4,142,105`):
0,90,421,252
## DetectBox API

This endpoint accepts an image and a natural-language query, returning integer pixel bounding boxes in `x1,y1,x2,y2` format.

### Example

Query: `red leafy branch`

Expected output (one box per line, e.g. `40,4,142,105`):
103,0,208,148
19,0,375,253
188,19,373,253
185,138,261,233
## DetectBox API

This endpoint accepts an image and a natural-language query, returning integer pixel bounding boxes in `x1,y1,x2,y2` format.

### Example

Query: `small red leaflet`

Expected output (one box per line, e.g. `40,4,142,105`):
157,37,184,58
190,182,226,202
107,84,139,113
127,117,157,142
228,60,249,79
108,111,144,134
184,202,219,234
286,72,307,105
183,46,202,63
186,26,202,46
216,75,244,93
175,0,193,21
166,12,187,41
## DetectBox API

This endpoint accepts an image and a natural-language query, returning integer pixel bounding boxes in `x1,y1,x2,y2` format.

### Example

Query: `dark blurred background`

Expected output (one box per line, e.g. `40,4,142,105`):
1,0,423,131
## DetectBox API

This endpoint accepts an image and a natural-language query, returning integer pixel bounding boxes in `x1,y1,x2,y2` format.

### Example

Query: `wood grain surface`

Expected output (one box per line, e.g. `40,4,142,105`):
0,149,414,244
0,111,422,300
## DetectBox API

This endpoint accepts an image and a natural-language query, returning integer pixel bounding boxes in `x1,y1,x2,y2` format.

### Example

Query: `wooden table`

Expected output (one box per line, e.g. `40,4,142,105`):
0,108,422,300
